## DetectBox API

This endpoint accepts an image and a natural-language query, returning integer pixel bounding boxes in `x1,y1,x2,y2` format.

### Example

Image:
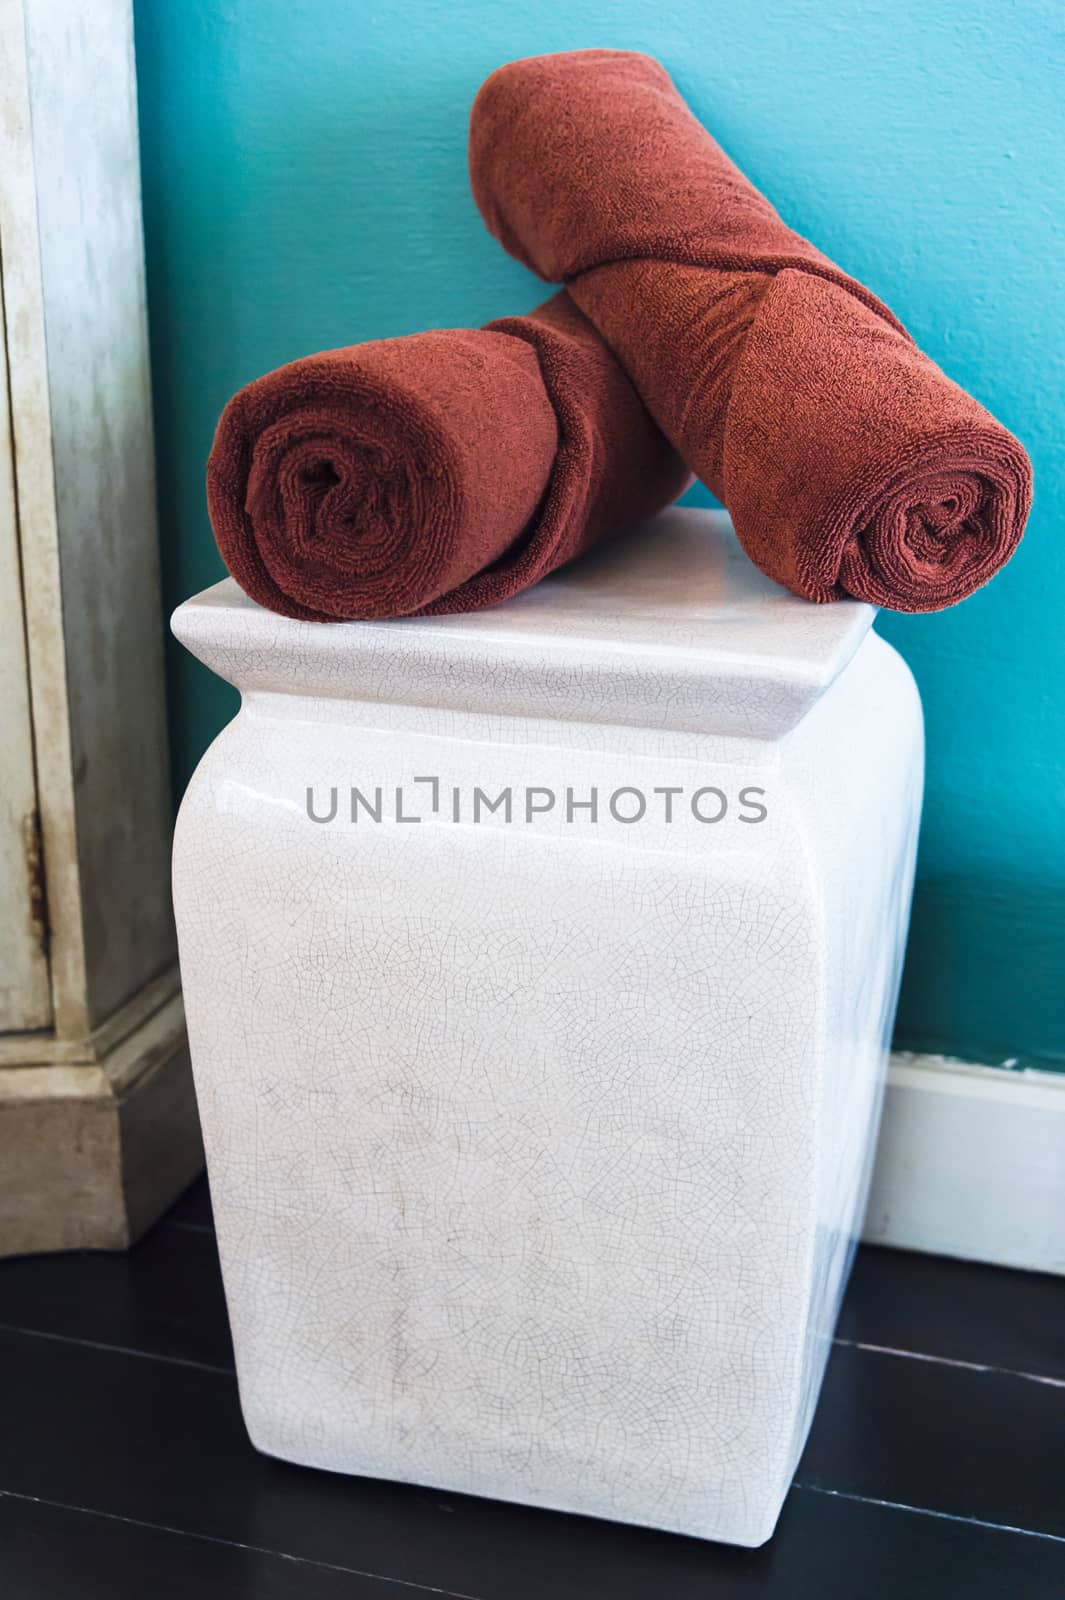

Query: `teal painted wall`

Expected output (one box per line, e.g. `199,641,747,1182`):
134,0,1065,1067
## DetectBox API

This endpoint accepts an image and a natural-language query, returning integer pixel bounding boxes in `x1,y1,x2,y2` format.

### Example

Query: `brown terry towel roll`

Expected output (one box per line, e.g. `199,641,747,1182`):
207,291,688,621
470,50,1032,612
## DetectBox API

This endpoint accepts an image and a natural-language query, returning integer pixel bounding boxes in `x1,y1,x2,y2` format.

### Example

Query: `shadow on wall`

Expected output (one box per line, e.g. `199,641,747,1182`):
897,874,1065,1070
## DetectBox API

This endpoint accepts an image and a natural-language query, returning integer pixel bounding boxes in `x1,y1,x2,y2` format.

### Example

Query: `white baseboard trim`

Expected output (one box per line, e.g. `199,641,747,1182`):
862,1052,1065,1276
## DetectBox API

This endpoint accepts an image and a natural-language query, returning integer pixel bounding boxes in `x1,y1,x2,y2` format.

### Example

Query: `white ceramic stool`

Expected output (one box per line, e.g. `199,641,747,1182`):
172,507,922,1547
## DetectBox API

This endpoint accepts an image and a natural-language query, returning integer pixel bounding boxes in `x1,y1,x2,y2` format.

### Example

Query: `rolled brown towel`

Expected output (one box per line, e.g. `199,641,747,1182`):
207,291,687,620
470,50,1032,612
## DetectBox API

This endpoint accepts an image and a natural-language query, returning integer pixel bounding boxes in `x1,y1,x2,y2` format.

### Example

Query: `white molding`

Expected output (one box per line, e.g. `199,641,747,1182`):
863,1052,1065,1275
0,986,201,1256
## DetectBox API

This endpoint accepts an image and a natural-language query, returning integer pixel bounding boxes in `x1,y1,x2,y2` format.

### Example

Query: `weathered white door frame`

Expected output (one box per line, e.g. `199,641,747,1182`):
0,269,51,1032
0,0,201,1254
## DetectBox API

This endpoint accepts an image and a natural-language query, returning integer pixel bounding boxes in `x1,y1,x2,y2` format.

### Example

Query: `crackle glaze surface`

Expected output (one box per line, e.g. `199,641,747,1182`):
172,509,922,1547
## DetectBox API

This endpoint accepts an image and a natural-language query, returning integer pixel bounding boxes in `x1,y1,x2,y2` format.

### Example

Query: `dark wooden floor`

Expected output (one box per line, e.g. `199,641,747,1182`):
1,1180,1063,1598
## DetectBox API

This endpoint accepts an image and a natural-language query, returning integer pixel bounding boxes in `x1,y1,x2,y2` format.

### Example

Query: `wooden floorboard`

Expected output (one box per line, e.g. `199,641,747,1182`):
0,1178,1062,1597
0,1216,232,1370
840,1243,1065,1380
799,1340,1065,1538
0,1492,410,1600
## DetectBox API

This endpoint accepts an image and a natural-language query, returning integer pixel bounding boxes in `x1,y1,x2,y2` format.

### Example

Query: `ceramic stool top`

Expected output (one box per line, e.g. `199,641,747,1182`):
173,507,875,738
